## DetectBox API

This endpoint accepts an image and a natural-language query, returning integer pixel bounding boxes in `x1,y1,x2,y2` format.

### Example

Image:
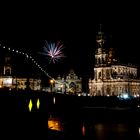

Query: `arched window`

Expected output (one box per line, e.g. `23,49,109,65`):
98,58,101,64
106,87,110,95
106,69,110,79
69,82,76,93
102,57,104,64
98,72,101,79
69,82,76,89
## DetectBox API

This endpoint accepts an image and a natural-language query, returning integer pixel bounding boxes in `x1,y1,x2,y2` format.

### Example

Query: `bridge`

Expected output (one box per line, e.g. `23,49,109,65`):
0,43,60,91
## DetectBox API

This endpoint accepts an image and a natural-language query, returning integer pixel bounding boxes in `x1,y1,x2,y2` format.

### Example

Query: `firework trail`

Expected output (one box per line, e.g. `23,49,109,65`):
39,40,65,63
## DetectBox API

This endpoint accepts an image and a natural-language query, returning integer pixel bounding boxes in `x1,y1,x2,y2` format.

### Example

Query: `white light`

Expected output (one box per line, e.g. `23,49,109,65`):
3,78,12,85
8,48,10,50
16,50,18,53
122,94,129,99
134,95,137,98
53,97,55,104
3,46,5,48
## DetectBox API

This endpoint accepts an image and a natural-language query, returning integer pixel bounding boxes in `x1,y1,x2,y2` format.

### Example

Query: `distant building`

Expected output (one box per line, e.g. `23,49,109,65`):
55,69,82,95
89,24,140,97
0,55,41,90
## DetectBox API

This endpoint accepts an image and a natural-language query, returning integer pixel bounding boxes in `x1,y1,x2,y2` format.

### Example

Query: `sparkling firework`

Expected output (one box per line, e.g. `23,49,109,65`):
40,40,65,63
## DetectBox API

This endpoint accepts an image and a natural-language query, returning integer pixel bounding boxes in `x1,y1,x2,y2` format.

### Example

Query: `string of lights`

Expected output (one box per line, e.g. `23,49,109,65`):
0,43,58,83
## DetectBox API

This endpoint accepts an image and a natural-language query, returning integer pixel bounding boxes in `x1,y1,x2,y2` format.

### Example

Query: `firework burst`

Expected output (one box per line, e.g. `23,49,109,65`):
39,40,65,63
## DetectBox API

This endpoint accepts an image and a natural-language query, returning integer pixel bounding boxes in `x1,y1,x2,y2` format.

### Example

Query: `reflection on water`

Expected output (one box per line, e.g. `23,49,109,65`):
27,98,41,112
24,95,140,139
94,123,106,139
82,123,86,136
48,116,140,140
53,96,55,104
88,123,140,140
36,98,40,109
28,99,33,112
47,95,140,140
48,117,63,131
92,123,131,140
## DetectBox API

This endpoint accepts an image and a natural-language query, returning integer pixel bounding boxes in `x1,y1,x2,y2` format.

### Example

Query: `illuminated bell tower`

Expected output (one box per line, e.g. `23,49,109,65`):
94,24,108,81
107,48,117,65
3,55,12,76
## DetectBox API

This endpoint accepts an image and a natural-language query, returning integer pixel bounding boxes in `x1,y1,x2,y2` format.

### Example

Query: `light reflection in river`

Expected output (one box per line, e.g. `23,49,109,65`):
48,117,63,131
53,96,55,104
82,123,86,136
84,122,138,140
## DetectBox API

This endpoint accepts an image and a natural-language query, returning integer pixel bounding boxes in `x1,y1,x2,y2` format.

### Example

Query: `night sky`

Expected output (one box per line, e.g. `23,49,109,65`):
0,2,140,83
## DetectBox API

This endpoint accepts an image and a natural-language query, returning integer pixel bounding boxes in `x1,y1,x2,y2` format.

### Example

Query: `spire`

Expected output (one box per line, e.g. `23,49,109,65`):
96,24,105,47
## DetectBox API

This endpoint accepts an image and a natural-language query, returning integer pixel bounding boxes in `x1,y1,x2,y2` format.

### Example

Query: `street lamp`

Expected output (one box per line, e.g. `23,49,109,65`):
50,79,55,93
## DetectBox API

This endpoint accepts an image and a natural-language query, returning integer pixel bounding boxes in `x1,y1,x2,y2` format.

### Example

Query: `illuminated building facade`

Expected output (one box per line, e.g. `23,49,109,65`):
89,25,140,97
0,55,41,90
55,69,82,95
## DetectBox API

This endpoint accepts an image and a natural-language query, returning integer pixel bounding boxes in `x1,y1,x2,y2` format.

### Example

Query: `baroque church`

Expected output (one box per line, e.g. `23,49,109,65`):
89,25,140,97
55,69,82,95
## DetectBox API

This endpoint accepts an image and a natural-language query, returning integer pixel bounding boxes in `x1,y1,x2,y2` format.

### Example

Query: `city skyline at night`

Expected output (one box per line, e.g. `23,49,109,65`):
0,3,140,81
1,3,140,140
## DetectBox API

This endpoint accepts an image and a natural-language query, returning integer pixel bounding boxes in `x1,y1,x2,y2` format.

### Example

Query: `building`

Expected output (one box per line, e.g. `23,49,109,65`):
55,69,82,95
0,55,41,91
89,25,140,97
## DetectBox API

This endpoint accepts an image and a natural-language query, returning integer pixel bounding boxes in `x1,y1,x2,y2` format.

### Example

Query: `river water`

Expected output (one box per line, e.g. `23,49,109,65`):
48,95,140,140
48,108,140,140
0,91,140,139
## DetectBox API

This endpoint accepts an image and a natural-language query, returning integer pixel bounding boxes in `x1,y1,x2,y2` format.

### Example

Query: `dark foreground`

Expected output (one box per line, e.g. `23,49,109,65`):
1,90,140,139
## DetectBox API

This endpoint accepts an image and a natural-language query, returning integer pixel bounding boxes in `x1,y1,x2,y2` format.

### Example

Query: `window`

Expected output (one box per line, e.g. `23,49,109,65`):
98,58,101,64
69,82,76,89
98,72,101,79
106,69,110,79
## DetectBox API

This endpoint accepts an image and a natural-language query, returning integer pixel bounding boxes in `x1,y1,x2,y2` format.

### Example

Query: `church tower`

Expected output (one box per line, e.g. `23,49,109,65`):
94,24,108,81
89,24,140,97
3,55,12,76
95,24,108,67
